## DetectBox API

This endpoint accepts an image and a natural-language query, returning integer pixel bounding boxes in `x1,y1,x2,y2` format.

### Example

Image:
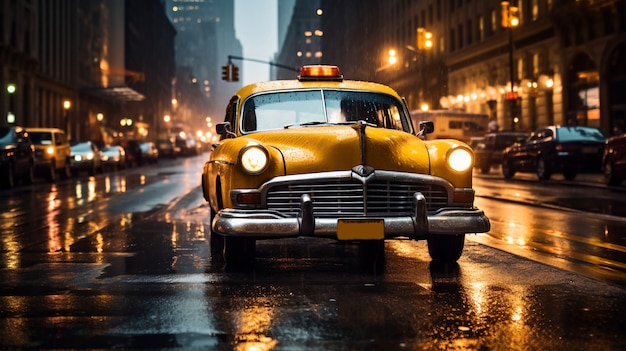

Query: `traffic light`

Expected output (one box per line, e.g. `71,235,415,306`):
416,28,433,50
221,64,231,81
6,83,17,94
501,1,519,28
232,65,239,82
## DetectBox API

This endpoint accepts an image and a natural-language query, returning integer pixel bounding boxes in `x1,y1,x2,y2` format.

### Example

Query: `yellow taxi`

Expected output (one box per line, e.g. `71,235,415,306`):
201,65,490,266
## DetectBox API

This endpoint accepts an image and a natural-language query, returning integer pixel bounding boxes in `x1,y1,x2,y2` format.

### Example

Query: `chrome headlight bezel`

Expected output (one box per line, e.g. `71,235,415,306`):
446,146,474,173
238,144,269,175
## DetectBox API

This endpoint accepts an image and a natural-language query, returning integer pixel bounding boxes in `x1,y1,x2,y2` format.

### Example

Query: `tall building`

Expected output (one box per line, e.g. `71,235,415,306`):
274,0,323,79
166,0,242,124
318,0,626,135
1,0,176,143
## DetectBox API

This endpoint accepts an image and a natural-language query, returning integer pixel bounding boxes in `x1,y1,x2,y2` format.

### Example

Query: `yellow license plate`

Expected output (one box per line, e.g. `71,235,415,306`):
337,219,384,240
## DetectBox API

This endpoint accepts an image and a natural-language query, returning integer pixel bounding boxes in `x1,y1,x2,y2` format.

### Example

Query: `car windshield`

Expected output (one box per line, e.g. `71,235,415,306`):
0,128,13,144
556,126,606,142
71,142,93,152
30,132,53,145
240,89,410,133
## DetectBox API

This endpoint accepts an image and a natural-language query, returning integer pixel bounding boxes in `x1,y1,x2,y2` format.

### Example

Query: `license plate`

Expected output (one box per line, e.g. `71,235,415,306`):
582,147,598,154
337,219,384,240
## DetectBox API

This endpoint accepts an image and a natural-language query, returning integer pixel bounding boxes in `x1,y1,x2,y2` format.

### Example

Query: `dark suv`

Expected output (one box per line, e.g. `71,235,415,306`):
0,126,36,188
474,132,529,173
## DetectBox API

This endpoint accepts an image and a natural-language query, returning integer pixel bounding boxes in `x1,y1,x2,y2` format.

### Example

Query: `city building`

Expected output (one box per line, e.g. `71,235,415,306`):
1,0,176,143
274,0,323,79
316,0,626,136
166,0,242,126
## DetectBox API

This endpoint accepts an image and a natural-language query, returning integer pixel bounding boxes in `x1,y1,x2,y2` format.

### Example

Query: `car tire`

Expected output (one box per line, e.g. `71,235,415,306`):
604,158,622,185
46,160,57,182
563,168,577,180
427,234,465,263
61,160,71,179
502,157,515,179
480,162,491,174
1,163,16,188
25,162,35,185
536,157,551,180
209,206,225,263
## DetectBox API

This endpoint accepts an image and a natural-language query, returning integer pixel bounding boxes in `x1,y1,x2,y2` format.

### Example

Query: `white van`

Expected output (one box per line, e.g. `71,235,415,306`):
410,110,489,143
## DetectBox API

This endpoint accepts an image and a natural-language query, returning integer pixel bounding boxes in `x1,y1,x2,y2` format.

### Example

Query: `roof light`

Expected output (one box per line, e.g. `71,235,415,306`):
298,65,343,81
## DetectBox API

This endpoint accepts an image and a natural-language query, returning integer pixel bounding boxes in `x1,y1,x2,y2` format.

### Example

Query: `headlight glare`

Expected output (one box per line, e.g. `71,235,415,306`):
239,145,269,174
447,147,473,172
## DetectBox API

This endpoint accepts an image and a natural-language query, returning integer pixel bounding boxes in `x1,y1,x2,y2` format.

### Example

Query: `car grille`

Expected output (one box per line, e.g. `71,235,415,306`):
265,178,448,218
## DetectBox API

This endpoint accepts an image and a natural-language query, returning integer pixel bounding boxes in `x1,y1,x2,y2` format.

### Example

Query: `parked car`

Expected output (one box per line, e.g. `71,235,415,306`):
602,133,626,185
474,131,529,173
502,125,607,180
156,138,177,158
201,65,490,266
69,141,103,176
117,139,143,167
0,126,36,188
140,141,159,164
27,127,72,182
101,145,126,171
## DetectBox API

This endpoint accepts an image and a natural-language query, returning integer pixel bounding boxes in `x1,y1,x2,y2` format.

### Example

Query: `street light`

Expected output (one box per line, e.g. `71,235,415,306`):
501,1,520,130
63,99,71,137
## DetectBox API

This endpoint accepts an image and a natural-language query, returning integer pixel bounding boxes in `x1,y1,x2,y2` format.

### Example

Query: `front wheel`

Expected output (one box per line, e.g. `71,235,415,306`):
536,157,551,180
209,206,225,263
427,234,465,263
502,157,515,179
604,158,623,185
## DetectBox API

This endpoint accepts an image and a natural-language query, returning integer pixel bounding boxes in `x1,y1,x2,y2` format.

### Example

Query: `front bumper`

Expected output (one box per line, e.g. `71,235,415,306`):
213,192,490,240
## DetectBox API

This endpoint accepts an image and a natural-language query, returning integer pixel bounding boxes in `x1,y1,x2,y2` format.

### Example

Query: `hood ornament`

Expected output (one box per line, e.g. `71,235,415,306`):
353,164,374,177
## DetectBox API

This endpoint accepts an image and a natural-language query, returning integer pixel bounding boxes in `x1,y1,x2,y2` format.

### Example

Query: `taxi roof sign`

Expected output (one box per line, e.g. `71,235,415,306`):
298,65,343,81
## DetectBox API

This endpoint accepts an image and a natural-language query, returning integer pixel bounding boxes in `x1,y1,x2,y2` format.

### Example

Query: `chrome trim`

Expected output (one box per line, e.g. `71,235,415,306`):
216,169,490,239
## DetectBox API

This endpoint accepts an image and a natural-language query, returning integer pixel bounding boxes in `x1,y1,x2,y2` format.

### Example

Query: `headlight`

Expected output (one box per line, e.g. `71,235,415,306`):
239,145,269,175
447,147,473,172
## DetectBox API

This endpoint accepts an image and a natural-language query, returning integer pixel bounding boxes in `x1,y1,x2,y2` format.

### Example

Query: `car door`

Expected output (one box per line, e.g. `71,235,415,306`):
516,129,552,170
15,129,33,175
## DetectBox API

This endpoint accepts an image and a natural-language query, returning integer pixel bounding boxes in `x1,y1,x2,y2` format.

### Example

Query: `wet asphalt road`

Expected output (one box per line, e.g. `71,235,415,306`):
1,155,625,350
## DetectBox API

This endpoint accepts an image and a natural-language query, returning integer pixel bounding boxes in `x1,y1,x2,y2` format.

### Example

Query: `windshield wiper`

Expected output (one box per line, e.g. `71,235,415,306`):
284,121,329,129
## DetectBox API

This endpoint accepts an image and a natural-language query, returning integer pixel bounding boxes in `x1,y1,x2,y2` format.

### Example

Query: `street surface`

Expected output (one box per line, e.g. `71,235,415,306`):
1,155,625,350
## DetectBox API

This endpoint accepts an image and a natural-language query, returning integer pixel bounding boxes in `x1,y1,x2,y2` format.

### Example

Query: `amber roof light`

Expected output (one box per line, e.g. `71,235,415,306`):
298,65,343,81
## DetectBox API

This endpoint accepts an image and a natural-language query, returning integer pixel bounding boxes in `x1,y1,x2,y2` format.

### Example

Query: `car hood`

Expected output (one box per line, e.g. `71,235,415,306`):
247,124,430,175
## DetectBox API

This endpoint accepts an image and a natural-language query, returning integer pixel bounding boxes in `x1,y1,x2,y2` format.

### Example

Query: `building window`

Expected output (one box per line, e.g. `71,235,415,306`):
532,0,539,21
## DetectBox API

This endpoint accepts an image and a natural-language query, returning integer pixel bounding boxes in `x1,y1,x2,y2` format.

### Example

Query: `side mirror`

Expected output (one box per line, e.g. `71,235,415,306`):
216,122,231,136
418,121,434,135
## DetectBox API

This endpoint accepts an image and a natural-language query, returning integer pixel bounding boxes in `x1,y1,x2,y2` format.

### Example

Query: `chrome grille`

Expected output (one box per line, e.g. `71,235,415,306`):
265,178,448,218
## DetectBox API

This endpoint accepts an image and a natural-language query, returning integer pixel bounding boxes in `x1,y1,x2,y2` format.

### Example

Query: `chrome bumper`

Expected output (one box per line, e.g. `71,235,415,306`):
213,193,490,239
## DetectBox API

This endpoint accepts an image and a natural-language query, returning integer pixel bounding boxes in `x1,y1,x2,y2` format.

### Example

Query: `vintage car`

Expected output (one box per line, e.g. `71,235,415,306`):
603,133,626,185
201,65,490,266
502,125,606,180
69,141,103,176
0,126,36,188
474,131,529,173
27,127,72,182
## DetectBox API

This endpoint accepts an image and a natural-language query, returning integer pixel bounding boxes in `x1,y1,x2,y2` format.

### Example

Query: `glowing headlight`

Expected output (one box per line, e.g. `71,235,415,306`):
239,145,269,175
447,147,473,172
